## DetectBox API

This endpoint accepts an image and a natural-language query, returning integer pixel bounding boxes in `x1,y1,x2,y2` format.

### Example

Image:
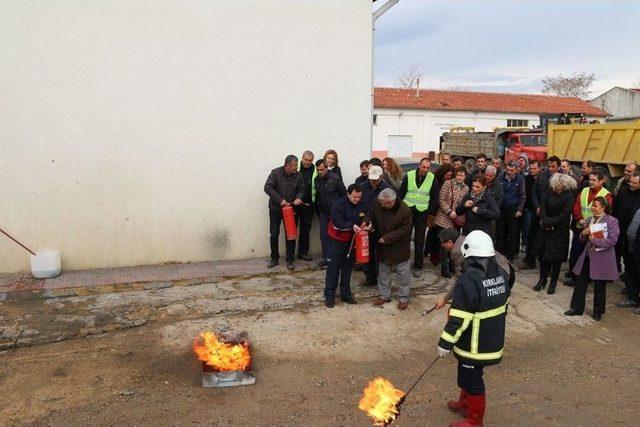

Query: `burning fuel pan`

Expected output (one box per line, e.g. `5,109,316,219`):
194,330,256,388
202,363,256,388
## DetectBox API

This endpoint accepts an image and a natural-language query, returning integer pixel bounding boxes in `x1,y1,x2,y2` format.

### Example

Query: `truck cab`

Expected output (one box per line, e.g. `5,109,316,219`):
502,131,547,164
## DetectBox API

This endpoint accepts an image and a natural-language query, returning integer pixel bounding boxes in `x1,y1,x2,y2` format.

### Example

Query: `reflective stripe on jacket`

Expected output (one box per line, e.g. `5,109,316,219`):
403,170,435,212
438,258,510,366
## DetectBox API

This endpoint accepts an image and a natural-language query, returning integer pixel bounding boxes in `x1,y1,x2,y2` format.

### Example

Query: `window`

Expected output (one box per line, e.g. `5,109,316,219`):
507,119,528,127
373,114,378,125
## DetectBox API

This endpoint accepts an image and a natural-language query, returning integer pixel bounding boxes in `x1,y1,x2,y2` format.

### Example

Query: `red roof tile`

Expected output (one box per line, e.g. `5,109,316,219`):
374,87,609,117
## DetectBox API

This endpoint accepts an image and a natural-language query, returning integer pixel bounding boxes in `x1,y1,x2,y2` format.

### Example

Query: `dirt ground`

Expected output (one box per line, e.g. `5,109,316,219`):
1,265,640,426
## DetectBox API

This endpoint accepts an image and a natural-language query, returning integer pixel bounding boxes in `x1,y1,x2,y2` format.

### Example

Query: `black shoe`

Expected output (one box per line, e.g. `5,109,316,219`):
317,260,327,269
564,309,582,316
563,279,575,287
359,279,377,287
325,300,334,308
440,270,452,278
286,261,294,271
341,296,357,304
267,259,279,269
546,283,557,295
298,255,313,261
593,313,602,321
564,271,572,279
352,264,363,271
533,278,547,292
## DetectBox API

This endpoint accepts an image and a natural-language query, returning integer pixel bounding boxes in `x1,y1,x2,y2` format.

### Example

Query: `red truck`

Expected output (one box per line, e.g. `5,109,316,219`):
441,127,547,172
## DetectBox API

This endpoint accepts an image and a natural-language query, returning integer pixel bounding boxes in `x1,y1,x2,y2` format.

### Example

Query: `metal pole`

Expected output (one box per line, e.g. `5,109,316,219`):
0,227,36,256
402,356,439,401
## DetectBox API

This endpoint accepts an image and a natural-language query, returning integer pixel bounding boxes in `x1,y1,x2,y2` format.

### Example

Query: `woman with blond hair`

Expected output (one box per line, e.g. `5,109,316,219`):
532,173,577,294
382,157,404,191
323,149,342,180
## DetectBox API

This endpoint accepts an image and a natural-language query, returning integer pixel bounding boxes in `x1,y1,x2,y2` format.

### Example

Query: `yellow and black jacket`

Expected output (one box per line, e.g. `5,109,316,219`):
438,257,510,366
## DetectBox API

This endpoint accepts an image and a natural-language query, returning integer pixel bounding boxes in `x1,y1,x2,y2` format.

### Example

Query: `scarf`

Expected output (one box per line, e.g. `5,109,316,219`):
471,190,486,204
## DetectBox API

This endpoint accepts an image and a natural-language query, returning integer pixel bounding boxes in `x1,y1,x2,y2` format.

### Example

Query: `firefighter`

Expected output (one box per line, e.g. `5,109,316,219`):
436,230,511,427
324,183,371,308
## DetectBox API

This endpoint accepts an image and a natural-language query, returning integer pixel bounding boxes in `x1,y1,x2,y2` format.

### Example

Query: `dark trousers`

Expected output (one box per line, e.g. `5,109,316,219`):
567,231,585,278
623,250,640,303
269,209,296,262
296,204,314,257
540,260,561,283
496,205,519,259
411,209,429,270
324,238,355,301
457,361,485,395
363,234,378,284
570,257,606,315
522,209,539,264
425,224,442,264
318,210,330,261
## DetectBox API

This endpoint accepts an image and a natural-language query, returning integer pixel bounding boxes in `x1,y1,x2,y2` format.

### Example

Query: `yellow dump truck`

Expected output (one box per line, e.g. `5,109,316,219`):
547,120,640,184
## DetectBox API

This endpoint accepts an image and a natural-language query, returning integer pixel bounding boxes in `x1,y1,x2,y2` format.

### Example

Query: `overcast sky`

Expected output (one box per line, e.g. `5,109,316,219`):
373,0,640,96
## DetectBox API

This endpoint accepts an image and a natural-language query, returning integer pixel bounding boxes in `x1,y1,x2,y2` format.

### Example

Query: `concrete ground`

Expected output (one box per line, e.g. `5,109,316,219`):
1,254,640,426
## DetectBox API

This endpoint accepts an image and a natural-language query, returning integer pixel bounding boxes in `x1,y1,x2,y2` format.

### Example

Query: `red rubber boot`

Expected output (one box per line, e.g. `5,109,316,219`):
446,389,468,417
449,393,485,427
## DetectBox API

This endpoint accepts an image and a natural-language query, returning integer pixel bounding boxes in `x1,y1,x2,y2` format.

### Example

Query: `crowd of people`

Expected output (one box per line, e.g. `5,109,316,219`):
264,149,640,319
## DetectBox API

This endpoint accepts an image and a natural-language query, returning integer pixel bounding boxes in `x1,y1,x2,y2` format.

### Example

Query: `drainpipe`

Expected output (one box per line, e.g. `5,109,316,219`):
371,0,400,156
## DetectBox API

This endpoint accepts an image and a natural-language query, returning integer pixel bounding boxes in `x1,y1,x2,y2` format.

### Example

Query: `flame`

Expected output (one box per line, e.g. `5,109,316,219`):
358,377,405,425
192,331,251,371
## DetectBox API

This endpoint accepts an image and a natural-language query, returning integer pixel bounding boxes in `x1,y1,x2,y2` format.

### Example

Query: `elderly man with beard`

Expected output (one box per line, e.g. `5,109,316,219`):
371,188,413,310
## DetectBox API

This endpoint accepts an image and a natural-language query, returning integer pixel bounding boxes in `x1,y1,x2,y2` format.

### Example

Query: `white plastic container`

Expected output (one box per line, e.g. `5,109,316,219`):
30,249,61,279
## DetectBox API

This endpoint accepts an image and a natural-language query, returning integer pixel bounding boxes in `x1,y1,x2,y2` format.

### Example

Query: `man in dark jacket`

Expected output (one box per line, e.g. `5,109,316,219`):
615,172,640,309
297,150,316,262
314,159,346,268
531,156,560,214
519,160,541,269
263,155,305,270
484,165,503,208
324,184,371,308
371,188,413,310
360,165,390,286
496,162,526,261
355,160,371,185
398,157,440,277
437,230,510,427
466,153,488,187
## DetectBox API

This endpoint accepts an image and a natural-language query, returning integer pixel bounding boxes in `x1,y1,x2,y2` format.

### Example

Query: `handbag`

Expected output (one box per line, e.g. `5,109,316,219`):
450,183,466,229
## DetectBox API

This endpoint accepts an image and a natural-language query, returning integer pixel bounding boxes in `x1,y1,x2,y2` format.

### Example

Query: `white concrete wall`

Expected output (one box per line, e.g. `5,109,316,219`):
591,87,640,120
0,1,373,273
372,108,540,158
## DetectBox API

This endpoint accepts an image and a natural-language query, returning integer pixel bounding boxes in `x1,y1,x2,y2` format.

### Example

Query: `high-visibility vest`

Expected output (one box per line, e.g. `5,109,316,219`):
299,164,318,202
580,187,610,222
404,170,435,212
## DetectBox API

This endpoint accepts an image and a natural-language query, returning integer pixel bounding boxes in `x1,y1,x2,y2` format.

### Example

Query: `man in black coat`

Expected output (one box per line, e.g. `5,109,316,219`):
519,160,541,269
314,159,346,268
614,172,640,309
297,150,316,262
264,155,305,270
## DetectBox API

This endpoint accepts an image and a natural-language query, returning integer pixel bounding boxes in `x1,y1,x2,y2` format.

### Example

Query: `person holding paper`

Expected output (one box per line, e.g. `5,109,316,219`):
565,197,620,321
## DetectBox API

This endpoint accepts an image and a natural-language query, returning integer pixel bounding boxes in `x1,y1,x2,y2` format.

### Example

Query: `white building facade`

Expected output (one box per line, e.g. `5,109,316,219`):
0,1,373,273
373,108,541,159
373,88,608,159
590,87,640,122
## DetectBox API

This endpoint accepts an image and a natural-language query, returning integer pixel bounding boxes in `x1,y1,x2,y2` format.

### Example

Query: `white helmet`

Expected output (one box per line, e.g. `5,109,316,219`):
462,230,495,258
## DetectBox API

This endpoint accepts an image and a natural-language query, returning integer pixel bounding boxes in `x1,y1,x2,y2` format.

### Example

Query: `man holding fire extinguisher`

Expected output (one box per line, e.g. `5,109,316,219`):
324,183,371,308
264,155,305,271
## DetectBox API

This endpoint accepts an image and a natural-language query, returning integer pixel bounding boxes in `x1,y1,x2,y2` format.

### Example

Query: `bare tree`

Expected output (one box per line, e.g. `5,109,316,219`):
393,63,425,89
541,72,596,99
448,84,470,92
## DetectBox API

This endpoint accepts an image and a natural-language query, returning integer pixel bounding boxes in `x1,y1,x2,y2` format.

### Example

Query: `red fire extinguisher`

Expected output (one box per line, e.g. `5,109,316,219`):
354,230,369,264
282,205,297,240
